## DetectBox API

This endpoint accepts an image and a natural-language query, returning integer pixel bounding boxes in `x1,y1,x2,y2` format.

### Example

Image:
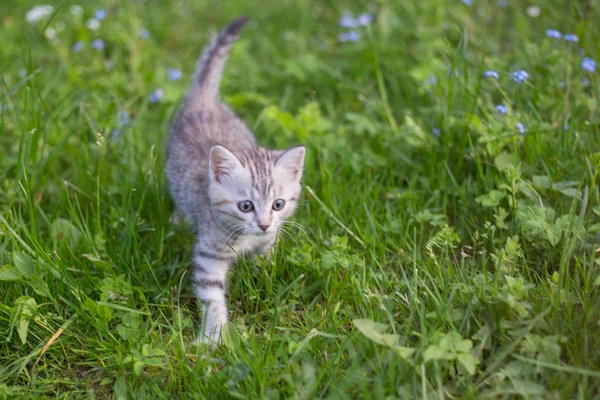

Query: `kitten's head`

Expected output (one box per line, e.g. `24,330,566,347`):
208,145,305,236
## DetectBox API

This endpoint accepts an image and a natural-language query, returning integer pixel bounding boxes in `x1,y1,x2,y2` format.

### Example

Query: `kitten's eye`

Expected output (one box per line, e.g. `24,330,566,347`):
238,200,254,213
272,199,286,211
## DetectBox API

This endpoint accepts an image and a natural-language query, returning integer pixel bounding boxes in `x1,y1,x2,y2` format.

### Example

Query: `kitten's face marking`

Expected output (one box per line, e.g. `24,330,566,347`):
208,145,305,236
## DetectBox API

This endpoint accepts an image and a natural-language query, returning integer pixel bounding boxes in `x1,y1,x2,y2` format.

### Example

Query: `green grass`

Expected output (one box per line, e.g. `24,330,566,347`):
1,0,600,398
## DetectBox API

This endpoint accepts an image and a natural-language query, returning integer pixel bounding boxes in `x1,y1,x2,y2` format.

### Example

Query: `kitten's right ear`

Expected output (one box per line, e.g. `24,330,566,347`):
209,145,242,183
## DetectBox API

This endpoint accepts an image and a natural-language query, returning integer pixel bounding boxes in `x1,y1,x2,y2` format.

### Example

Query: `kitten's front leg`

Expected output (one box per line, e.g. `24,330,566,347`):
192,245,233,345
253,237,277,260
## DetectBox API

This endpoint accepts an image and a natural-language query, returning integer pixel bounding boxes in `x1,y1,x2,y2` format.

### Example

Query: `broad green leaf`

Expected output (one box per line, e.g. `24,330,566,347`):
546,225,561,246
423,344,452,361
51,218,82,248
551,181,578,190
475,190,505,207
588,224,600,232
320,253,337,270
532,175,551,189
457,353,479,375
133,361,144,376
29,275,50,297
0,266,21,281
494,152,519,171
592,206,600,216
13,252,35,278
556,188,581,199
14,297,37,345
353,319,396,347
593,276,600,286
83,254,112,271
392,346,416,359
144,358,163,367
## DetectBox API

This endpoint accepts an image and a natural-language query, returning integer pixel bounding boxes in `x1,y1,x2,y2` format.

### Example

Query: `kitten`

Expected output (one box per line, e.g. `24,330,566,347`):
166,17,305,345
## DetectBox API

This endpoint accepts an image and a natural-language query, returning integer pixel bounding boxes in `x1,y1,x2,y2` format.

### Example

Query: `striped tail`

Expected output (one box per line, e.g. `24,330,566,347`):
191,16,249,105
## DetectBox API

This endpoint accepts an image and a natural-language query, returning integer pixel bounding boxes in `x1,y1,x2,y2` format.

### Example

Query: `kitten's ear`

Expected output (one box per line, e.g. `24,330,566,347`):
209,145,242,183
275,146,305,179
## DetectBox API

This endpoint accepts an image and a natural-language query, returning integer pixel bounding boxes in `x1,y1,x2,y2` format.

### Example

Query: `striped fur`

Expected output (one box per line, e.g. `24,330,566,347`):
166,18,306,345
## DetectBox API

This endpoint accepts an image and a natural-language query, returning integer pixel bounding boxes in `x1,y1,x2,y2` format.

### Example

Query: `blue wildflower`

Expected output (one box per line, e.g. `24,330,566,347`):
339,12,359,28
139,29,150,39
582,77,591,87
483,70,499,79
72,41,84,52
94,9,107,20
462,0,473,5
497,0,507,7
119,111,130,126
546,29,561,39
338,31,361,42
357,13,373,26
564,124,569,131
516,122,525,134
432,127,441,137
563,34,578,42
581,57,597,73
91,39,104,51
495,104,508,115
149,88,164,103
425,74,437,85
167,68,182,81
510,70,529,83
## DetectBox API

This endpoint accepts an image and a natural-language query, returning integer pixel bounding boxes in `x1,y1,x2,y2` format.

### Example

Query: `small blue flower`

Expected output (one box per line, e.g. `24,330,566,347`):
462,0,473,5
495,104,508,115
558,81,566,89
510,70,529,83
338,31,361,42
167,68,182,81
94,9,107,20
546,29,561,39
357,13,373,26
339,11,359,28
91,39,104,51
139,29,150,39
483,70,499,79
425,74,437,85
432,127,441,137
149,88,164,103
581,57,597,73
111,128,121,140
497,0,507,7
563,34,578,43
119,111,130,126
72,41,84,52
564,124,569,131
516,122,526,134
582,77,591,87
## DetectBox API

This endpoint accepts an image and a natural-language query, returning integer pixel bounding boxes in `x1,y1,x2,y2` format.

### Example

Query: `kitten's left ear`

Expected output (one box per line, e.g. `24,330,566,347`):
275,146,305,179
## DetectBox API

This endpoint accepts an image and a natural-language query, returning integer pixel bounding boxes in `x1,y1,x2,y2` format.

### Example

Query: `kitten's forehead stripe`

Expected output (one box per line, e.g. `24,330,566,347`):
239,149,277,199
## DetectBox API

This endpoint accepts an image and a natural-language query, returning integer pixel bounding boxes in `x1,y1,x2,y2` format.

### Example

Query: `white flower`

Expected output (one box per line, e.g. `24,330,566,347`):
45,28,57,40
26,5,54,24
70,5,83,16
86,18,101,30
526,6,540,17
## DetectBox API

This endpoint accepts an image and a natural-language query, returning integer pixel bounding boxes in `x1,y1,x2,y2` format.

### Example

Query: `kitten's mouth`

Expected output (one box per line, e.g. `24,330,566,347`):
249,229,274,236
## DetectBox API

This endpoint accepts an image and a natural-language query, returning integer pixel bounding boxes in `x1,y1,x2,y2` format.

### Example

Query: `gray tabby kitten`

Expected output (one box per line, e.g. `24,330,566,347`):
166,17,305,345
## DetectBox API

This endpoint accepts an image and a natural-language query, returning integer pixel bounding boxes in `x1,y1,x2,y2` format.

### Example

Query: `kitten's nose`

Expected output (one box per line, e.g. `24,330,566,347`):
258,224,270,232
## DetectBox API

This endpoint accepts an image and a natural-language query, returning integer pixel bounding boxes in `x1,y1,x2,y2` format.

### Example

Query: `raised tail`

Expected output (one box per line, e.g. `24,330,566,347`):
191,16,249,105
